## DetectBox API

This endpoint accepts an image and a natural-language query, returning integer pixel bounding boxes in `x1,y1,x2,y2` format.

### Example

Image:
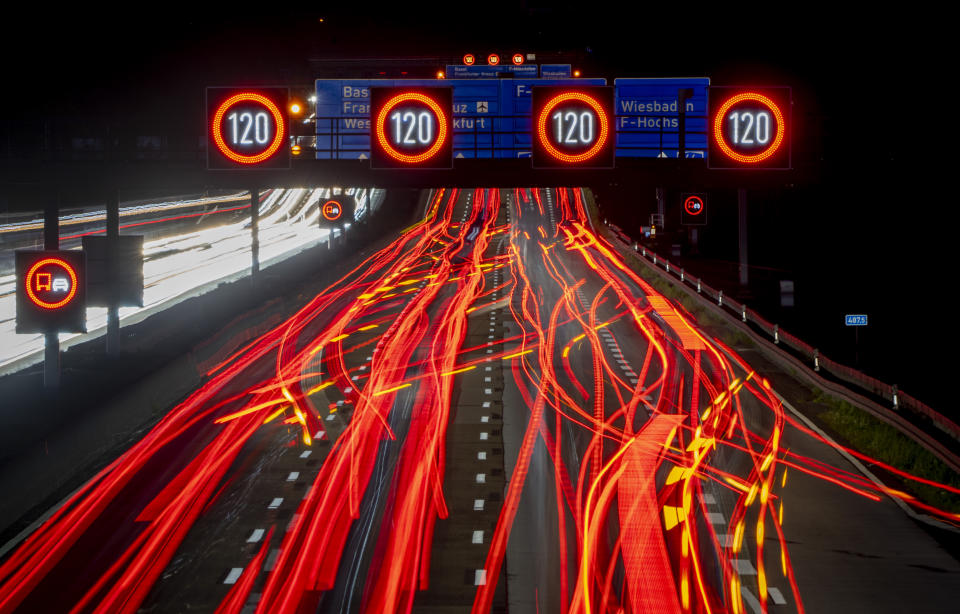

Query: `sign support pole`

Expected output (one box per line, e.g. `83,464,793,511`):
106,188,120,355
738,188,749,286
250,187,260,279
43,198,60,390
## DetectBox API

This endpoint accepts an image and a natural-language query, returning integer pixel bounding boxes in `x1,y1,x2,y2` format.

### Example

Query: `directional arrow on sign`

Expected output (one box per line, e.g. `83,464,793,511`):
455,152,465,159
358,153,368,160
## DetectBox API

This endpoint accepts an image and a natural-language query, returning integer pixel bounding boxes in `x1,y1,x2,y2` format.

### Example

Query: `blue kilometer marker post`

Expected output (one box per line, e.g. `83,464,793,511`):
845,314,868,326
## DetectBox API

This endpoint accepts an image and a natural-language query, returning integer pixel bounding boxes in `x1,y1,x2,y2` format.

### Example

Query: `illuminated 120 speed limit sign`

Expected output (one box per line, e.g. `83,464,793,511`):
207,87,290,170
369,88,453,169
531,86,615,169
708,86,791,169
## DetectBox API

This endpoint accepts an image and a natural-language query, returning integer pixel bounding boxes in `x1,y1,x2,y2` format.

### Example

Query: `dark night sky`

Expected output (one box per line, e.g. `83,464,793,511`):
2,5,953,409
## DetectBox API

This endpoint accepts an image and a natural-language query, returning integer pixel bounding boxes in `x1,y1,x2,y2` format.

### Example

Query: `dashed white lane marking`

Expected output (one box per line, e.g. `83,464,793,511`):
264,549,280,572
718,533,731,547
472,530,484,544
286,472,300,482
344,387,353,393
478,451,487,460
351,375,359,381
326,414,336,421
484,377,492,383
702,493,716,504
486,349,493,354
482,401,491,408
300,450,312,459
247,528,265,543
733,558,757,575
474,569,487,585
287,514,299,532
481,416,489,423
336,400,344,407
474,499,485,511
484,388,492,394
485,366,492,371
476,473,486,484
366,356,372,361
740,586,763,613
768,587,787,605
268,497,283,510
224,568,244,584
706,512,726,525
488,335,495,339
479,432,489,441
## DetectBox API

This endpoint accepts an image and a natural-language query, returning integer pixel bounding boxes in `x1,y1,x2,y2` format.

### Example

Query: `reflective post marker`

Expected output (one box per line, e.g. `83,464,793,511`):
106,188,120,355
251,188,260,278
44,199,60,390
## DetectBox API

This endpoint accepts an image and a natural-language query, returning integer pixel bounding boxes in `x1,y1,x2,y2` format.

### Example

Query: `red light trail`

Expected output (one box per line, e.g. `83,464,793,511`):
1,187,957,614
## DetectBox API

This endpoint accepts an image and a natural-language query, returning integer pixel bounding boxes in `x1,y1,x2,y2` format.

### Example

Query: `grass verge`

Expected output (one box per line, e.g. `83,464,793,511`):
815,392,960,513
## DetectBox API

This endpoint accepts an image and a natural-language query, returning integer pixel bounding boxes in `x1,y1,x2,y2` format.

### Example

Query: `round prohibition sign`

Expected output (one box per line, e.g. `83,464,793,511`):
684,195,704,216
713,92,785,164
211,92,286,164
536,92,610,164
322,200,343,221
25,258,78,309
374,92,449,164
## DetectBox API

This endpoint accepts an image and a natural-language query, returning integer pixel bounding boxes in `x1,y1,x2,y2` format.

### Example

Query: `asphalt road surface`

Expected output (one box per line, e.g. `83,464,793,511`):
0,187,957,614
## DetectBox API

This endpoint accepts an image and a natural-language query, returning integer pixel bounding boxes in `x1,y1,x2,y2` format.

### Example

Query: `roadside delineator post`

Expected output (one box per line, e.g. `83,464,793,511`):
892,385,899,410
813,349,820,372
773,324,780,344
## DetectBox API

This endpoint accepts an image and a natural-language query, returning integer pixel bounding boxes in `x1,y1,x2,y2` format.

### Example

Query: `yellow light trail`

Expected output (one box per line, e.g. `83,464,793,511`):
373,383,412,397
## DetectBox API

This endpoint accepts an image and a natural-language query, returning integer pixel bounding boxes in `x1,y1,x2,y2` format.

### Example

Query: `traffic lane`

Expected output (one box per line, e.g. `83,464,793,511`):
322,188,483,612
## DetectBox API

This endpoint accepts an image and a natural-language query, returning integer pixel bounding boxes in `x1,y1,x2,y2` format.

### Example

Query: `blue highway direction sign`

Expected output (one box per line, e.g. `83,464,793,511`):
315,77,604,160
614,78,709,158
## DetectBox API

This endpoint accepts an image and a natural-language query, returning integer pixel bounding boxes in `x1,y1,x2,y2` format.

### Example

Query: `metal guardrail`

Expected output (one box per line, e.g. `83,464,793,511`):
604,222,960,445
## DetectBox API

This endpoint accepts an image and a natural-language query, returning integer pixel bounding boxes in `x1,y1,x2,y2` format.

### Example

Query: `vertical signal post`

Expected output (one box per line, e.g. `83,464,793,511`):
708,86,791,169
207,87,291,170
531,86,615,169
369,88,453,169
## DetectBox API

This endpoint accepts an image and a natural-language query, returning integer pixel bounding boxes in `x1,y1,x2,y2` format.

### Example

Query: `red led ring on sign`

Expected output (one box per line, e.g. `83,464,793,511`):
537,92,610,163
211,92,286,164
713,92,785,164
322,201,343,221
25,258,78,309
375,93,448,164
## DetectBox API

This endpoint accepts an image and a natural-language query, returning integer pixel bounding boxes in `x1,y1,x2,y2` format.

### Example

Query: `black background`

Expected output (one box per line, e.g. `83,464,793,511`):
0,5,953,412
